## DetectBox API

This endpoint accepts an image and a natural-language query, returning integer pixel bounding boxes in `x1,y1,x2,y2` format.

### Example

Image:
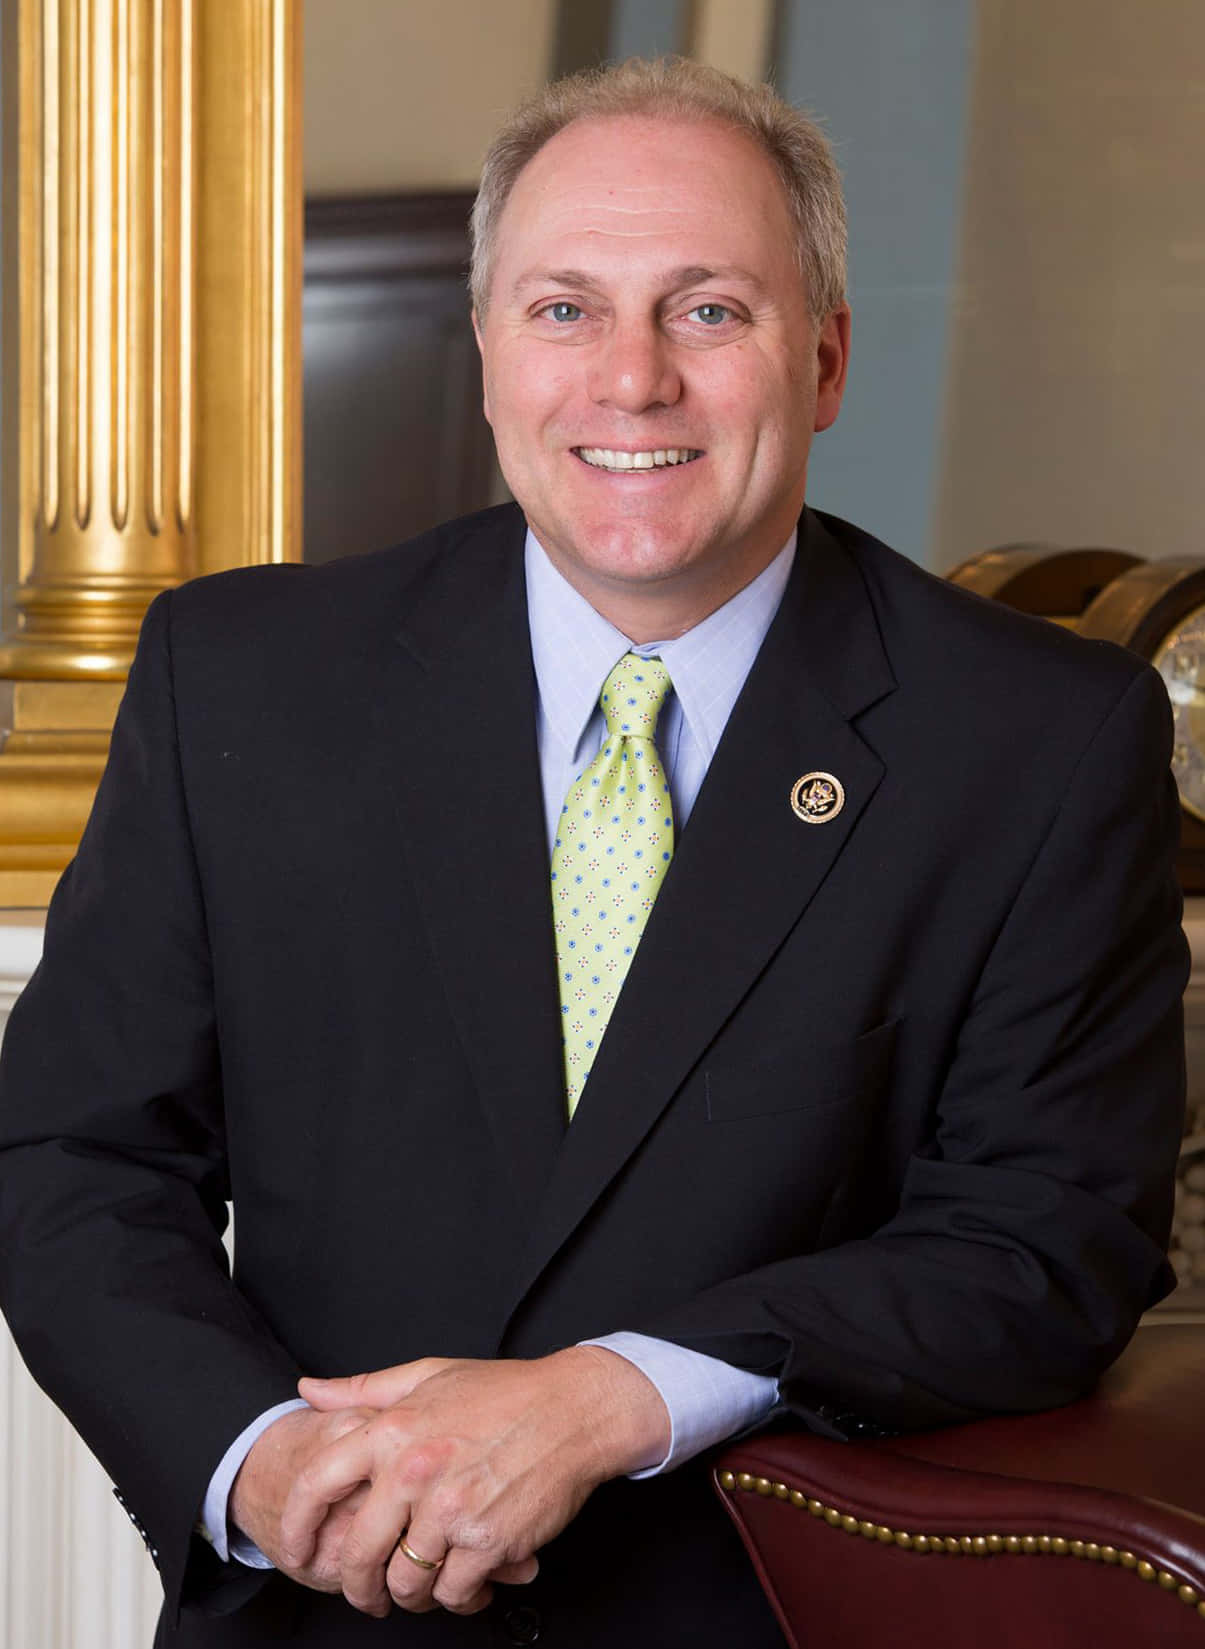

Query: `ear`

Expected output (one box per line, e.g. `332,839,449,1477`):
813,303,851,433
471,308,493,427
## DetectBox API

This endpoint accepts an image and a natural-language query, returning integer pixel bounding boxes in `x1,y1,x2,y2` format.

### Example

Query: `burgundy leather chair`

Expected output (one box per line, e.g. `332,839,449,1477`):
715,1322,1205,1647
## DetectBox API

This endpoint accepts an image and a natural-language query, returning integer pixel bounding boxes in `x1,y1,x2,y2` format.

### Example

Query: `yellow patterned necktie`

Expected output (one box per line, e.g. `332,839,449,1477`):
551,654,676,1117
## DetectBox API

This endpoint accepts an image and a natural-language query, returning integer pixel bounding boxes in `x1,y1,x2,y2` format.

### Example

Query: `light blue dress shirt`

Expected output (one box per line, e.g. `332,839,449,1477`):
203,529,794,1564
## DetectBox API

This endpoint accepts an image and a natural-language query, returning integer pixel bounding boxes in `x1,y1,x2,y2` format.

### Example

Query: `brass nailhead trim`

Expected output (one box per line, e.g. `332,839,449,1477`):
717,1470,1204,1624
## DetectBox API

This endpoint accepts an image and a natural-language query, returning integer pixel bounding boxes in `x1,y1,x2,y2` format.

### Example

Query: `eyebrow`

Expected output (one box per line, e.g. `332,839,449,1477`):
508,264,771,301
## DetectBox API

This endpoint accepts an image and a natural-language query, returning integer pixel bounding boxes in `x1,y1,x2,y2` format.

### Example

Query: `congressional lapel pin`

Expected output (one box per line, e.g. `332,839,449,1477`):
790,772,845,824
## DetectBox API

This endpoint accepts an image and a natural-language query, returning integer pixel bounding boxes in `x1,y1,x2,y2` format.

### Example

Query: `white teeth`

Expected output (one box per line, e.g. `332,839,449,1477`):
576,447,701,471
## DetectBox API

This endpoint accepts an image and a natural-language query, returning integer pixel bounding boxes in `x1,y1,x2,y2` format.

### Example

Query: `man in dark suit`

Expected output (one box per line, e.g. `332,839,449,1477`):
0,56,1187,1649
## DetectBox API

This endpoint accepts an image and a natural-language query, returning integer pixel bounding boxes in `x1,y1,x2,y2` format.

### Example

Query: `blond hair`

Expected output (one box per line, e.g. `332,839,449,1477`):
470,56,846,322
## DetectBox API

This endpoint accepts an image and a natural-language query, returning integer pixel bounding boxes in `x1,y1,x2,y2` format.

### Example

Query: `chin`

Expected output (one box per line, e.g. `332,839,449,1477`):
573,524,708,583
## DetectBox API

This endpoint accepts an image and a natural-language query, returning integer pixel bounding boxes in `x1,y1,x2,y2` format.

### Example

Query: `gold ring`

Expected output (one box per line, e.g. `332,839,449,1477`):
396,1536,443,1572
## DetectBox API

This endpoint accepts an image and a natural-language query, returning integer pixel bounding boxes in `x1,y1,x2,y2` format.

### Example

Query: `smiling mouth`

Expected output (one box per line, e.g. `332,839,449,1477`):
573,447,702,472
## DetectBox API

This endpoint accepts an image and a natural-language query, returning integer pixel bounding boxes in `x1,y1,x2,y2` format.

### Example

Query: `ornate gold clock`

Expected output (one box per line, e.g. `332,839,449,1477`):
1078,561,1205,883
948,548,1205,890
946,544,1143,626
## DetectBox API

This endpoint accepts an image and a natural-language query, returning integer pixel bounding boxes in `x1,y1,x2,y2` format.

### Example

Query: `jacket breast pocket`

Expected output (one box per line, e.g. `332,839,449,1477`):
704,1017,900,1123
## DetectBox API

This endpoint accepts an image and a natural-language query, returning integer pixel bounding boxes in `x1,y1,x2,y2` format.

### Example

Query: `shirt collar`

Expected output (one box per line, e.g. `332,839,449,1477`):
525,529,797,764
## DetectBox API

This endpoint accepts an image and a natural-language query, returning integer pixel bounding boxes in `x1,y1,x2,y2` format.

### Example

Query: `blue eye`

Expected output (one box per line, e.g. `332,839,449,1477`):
690,303,731,326
547,301,583,322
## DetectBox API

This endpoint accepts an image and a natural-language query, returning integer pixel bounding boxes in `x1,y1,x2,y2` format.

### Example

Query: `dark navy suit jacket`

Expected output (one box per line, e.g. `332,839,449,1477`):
0,505,1188,1647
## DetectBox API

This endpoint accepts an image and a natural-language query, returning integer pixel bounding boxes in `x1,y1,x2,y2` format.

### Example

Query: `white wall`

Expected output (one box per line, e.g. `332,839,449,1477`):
0,921,165,1649
934,0,1205,567
775,0,978,568
304,0,557,193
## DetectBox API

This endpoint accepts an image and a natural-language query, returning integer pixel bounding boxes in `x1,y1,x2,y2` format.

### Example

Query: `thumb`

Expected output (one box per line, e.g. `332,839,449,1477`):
299,1357,454,1411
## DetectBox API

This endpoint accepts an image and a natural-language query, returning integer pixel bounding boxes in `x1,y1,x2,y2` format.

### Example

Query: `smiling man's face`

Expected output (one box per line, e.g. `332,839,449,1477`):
474,112,849,640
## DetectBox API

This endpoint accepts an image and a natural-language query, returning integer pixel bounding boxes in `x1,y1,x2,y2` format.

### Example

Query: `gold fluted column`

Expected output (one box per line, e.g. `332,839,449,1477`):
3,0,197,682
197,0,302,578
0,0,302,907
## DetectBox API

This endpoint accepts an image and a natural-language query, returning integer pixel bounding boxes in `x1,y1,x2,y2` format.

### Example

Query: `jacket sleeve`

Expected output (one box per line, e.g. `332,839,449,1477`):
0,593,304,1622
634,665,1189,1438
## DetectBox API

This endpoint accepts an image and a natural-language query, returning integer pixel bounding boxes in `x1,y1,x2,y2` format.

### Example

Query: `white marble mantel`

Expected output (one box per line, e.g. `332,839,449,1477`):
0,910,164,1648
2,903,1205,1648
0,911,46,1016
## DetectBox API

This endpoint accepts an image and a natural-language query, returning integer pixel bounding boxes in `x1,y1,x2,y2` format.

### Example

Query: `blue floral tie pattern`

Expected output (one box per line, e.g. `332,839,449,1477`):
551,654,675,1117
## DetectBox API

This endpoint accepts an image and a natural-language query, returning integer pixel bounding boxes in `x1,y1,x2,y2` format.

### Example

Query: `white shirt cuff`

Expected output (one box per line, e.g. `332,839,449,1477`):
201,1398,310,1565
581,1331,779,1477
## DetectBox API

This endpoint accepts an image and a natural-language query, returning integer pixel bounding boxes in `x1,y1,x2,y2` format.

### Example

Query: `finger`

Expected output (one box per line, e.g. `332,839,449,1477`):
386,1536,462,1615
298,1484,371,1593
424,1553,539,1618
340,1483,433,1617
299,1358,454,1412
490,1556,540,1587
279,1426,379,1567
427,1545,503,1617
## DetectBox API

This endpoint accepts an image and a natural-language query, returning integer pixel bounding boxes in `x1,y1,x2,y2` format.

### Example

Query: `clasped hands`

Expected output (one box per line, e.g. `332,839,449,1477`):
229,1347,671,1619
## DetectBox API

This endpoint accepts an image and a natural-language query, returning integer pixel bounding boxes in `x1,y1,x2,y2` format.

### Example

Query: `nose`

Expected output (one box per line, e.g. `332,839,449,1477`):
587,318,682,413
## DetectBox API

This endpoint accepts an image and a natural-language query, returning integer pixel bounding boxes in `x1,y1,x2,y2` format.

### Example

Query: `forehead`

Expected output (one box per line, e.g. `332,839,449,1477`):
491,114,798,292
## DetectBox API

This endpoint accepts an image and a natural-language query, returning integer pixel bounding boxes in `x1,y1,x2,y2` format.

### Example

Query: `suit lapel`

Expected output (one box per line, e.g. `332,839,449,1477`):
371,510,568,1215
503,510,898,1319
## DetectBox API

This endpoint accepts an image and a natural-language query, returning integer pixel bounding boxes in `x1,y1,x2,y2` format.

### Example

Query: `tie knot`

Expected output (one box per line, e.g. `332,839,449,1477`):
599,653,672,739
